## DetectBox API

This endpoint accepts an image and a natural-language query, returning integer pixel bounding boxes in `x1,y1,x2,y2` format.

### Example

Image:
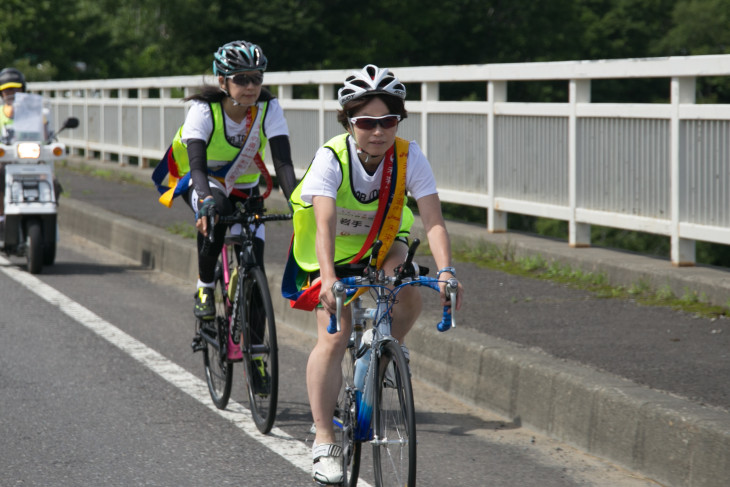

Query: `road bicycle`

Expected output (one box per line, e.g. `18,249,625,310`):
328,239,458,486
192,198,291,434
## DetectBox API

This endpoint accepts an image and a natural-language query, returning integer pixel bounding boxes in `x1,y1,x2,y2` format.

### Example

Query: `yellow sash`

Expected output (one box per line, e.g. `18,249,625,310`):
346,137,408,304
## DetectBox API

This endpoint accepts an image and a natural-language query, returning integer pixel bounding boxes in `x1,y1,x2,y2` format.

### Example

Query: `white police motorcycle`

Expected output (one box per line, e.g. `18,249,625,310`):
0,92,78,273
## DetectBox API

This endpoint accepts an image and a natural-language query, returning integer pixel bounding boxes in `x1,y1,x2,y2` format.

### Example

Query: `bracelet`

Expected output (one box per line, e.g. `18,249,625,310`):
437,266,456,278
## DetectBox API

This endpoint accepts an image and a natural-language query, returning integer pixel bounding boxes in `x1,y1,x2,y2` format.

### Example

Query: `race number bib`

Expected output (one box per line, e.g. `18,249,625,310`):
335,207,378,236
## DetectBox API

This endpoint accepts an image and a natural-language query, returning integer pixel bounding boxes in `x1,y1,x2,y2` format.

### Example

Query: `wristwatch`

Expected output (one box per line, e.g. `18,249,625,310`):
437,266,456,278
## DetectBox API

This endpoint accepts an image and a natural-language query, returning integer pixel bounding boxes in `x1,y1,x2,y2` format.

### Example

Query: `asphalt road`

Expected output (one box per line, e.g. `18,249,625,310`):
54,162,730,414
0,233,664,486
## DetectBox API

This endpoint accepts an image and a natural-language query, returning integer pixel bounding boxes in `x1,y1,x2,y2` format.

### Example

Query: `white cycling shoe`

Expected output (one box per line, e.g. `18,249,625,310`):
312,442,343,485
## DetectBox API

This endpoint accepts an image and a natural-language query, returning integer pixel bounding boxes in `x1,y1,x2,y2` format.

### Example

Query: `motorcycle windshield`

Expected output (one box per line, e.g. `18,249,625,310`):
12,93,45,142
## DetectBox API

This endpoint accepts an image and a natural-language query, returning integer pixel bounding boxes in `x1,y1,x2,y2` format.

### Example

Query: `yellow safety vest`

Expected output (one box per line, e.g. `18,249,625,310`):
290,133,414,272
171,100,269,186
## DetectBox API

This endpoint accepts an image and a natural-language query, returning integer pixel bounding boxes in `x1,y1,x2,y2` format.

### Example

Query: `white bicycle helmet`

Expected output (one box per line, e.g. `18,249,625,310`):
337,64,406,106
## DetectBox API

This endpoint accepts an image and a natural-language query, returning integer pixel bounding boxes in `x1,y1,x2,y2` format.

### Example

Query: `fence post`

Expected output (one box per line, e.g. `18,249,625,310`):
670,76,697,266
421,82,439,158
319,83,333,148
488,81,507,232
83,88,90,160
569,79,591,247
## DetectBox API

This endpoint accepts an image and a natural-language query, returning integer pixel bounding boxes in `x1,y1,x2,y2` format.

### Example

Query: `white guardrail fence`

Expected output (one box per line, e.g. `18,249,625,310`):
29,55,730,266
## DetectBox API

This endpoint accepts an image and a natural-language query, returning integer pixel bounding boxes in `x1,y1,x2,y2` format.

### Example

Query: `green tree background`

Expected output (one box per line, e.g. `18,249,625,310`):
2,0,728,266
4,0,728,80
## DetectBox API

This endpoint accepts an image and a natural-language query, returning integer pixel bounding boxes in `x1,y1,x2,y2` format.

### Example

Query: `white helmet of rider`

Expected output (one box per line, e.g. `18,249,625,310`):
337,64,406,106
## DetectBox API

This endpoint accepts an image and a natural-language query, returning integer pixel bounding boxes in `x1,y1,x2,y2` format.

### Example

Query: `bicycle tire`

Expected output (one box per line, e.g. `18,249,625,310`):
336,339,362,487
240,266,278,434
202,260,233,409
372,340,416,487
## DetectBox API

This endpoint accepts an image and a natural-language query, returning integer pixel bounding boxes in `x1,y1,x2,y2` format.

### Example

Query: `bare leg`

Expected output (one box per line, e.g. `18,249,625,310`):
307,306,352,445
307,241,422,444
382,241,423,342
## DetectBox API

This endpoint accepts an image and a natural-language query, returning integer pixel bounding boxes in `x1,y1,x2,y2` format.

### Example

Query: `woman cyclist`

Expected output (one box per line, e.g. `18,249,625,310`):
167,40,296,321
286,64,464,484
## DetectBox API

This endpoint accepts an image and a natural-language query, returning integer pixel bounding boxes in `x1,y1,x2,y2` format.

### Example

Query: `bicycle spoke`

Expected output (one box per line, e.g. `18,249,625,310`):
372,341,416,487
337,342,361,486
202,259,233,409
241,267,278,434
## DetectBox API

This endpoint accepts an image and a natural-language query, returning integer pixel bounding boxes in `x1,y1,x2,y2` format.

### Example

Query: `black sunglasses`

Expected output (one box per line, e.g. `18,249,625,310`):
227,72,264,86
349,115,401,130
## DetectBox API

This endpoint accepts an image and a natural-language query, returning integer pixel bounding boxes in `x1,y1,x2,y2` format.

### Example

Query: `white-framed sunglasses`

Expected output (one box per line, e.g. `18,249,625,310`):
349,114,401,130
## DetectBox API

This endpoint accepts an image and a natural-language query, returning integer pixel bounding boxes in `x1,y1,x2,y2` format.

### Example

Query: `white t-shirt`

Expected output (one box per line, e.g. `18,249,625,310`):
181,98,289,146
300,136,438,205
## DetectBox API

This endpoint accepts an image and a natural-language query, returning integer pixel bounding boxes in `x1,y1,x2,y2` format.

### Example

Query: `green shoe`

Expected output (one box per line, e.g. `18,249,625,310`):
194,287,215,320
250,356,271,396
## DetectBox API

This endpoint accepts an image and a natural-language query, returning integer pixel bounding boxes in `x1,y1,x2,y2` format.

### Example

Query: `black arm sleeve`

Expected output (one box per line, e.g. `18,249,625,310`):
187,139,211,200
268,135,297,201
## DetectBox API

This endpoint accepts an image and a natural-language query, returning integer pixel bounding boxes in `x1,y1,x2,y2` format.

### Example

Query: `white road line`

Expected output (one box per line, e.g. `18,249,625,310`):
0,257,372,487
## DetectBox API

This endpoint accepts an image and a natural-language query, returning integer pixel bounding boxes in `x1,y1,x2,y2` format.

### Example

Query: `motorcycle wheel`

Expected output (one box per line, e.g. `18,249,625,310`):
26,220,43,274
43,241,56,266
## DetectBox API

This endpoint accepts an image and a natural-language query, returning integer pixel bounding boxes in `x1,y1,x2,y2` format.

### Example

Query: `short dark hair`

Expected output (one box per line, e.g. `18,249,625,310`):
336,94,408,130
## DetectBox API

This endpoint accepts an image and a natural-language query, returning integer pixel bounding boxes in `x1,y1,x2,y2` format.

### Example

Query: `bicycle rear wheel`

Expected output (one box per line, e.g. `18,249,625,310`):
372,340,416,487
336,337,362,487
201,260,233,409
240,266,278,434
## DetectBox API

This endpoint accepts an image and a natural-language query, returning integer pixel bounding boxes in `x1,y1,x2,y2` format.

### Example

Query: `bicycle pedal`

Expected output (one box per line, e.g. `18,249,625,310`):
191,336,205,353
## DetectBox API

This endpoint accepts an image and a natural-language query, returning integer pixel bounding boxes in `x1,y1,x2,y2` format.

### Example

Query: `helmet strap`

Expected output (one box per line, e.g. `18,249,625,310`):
348,121,372,163
221,88,244,107
357,147,371,164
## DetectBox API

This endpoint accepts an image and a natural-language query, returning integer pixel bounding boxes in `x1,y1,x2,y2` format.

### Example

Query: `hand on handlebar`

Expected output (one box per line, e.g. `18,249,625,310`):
327,280,347,334
435,278,461,331
440,277,463,311
195,198,217,238
318,275,339,317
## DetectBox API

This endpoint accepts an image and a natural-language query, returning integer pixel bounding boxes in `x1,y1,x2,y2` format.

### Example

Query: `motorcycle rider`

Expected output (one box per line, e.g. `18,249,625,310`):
0,67,58,224
0,68,25,122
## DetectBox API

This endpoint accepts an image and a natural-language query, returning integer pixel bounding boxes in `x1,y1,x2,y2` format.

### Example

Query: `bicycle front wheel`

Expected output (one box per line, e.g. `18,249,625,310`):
372,340,416,487
240,266,278,434
336,337,361,487
201,261,233,409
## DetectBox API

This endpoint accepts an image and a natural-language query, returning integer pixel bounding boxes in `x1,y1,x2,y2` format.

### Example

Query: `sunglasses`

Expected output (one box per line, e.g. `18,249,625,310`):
349,115,401,130
226,72,264,86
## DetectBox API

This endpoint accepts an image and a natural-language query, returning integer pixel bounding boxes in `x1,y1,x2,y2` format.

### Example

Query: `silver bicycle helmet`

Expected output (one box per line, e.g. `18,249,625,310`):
212,40,268,76
337,64,406,106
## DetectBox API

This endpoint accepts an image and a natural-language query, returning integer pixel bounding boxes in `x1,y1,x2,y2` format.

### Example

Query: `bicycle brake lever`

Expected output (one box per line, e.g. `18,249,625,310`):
329,281,346,334
446,278,458,328
206,207,217,243
367,240,383,271
200,210,216,256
